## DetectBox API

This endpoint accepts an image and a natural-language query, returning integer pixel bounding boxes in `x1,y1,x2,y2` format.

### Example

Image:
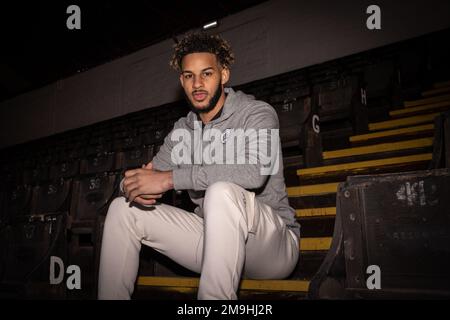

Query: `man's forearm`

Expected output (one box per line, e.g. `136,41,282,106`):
172,164,268,191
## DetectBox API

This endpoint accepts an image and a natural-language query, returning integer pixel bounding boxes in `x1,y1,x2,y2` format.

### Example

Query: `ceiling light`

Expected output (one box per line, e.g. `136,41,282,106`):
203,21,218,30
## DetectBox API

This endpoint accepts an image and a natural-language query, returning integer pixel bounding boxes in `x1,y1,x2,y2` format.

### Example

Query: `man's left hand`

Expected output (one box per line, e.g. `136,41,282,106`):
123,168,173,203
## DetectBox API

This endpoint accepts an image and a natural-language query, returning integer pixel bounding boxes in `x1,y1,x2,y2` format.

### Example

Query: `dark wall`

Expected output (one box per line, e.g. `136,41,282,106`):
1,0,450,149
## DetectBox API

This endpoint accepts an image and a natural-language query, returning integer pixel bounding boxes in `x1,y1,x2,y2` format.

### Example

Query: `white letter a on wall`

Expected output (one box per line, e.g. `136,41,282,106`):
366,5,381,30
66,5,81,30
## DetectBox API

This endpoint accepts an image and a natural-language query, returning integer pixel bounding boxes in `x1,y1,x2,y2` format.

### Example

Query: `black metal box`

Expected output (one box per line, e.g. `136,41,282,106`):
338,169,450,297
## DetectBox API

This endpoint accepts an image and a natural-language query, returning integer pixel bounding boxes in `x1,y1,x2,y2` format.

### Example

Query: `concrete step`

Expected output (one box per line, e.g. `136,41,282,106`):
296,153,432,178
137,276,310,293
403,93,450,108
323,138,433,160
349,124,434,143
392,100,450,116
296,207,336,217
369,113,438,131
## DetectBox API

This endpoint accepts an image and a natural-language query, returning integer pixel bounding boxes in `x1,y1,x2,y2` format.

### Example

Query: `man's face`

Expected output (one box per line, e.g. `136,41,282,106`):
179,52,229,113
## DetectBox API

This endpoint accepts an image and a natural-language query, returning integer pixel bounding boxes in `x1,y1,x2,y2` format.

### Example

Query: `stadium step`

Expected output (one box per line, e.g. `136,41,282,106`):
368,113,439,131
391,100,450,117
433,80,450,89
296,153,432,178
323,137,433,160
137,276,310,293
296,207,336,217
403,93,450,108
349,124,434,143
422,86,450,97
287,182,339,197
301,237,332,251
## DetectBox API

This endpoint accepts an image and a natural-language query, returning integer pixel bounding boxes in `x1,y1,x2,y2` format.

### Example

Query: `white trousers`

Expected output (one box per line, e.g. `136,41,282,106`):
98,181,299,300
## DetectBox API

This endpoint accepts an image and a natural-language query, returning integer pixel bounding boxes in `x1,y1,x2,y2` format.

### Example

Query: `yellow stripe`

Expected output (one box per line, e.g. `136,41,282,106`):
240,279,309,292
403,94,450,108
369,113,438,131
349,124,434,142
297,153,432,177
301,237,332,251
393,100,450,115
422,86,450,97
138,276,199,288
323,138,433,159
296,207,336,217
287,183,339,197
137,277,310,292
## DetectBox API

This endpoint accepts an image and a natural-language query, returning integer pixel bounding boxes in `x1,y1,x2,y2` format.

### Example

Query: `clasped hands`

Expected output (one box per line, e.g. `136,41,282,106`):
122,162,173,206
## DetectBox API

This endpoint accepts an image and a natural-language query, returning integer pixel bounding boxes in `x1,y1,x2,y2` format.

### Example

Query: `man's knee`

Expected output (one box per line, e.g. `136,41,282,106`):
204,182,244,217
205,181,239,202
104,196,129,225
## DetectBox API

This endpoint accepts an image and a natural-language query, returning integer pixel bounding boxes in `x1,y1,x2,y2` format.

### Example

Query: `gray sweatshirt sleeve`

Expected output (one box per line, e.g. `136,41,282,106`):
172,105,280,191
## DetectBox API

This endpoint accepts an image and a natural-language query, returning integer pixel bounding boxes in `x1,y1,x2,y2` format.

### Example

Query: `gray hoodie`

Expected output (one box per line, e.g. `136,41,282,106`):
151,87,300,238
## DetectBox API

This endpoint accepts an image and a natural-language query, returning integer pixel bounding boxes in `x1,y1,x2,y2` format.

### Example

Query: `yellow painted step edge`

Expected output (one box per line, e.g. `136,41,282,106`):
403,94,450,108
422,86,450,97
369,113,438,131
349,124,434,142
323,138,433,160
137,277,310,292
287,182,339,197
296,207,336,217
297,153,432,176
394,100,450,115
301,237,332,251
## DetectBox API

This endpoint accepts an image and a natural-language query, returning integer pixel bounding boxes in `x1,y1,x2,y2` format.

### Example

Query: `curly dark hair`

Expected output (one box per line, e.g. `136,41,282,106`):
170,32,235,72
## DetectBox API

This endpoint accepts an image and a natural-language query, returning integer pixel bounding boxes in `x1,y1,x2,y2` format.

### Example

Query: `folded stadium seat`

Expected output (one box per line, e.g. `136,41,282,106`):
396,45,428,101
269,83,310,149
110,121,133,135
0,180,70,299
115,145,154,171
52,137,83,161
69,172,119,230
112,133,142,152
429,111,450,169
132,116,157,129
140,126,170,147
3,184,33,220
314,73,368,152
49,160,80,180
0,213,68,299
80,152,116,175
66,172,119,298
363,59,401,117
59,146,86,163
22,166,50,186
315,73,365,128
32,179,72,216
1,163,23,186
85,141,112,157
112,127,136,139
